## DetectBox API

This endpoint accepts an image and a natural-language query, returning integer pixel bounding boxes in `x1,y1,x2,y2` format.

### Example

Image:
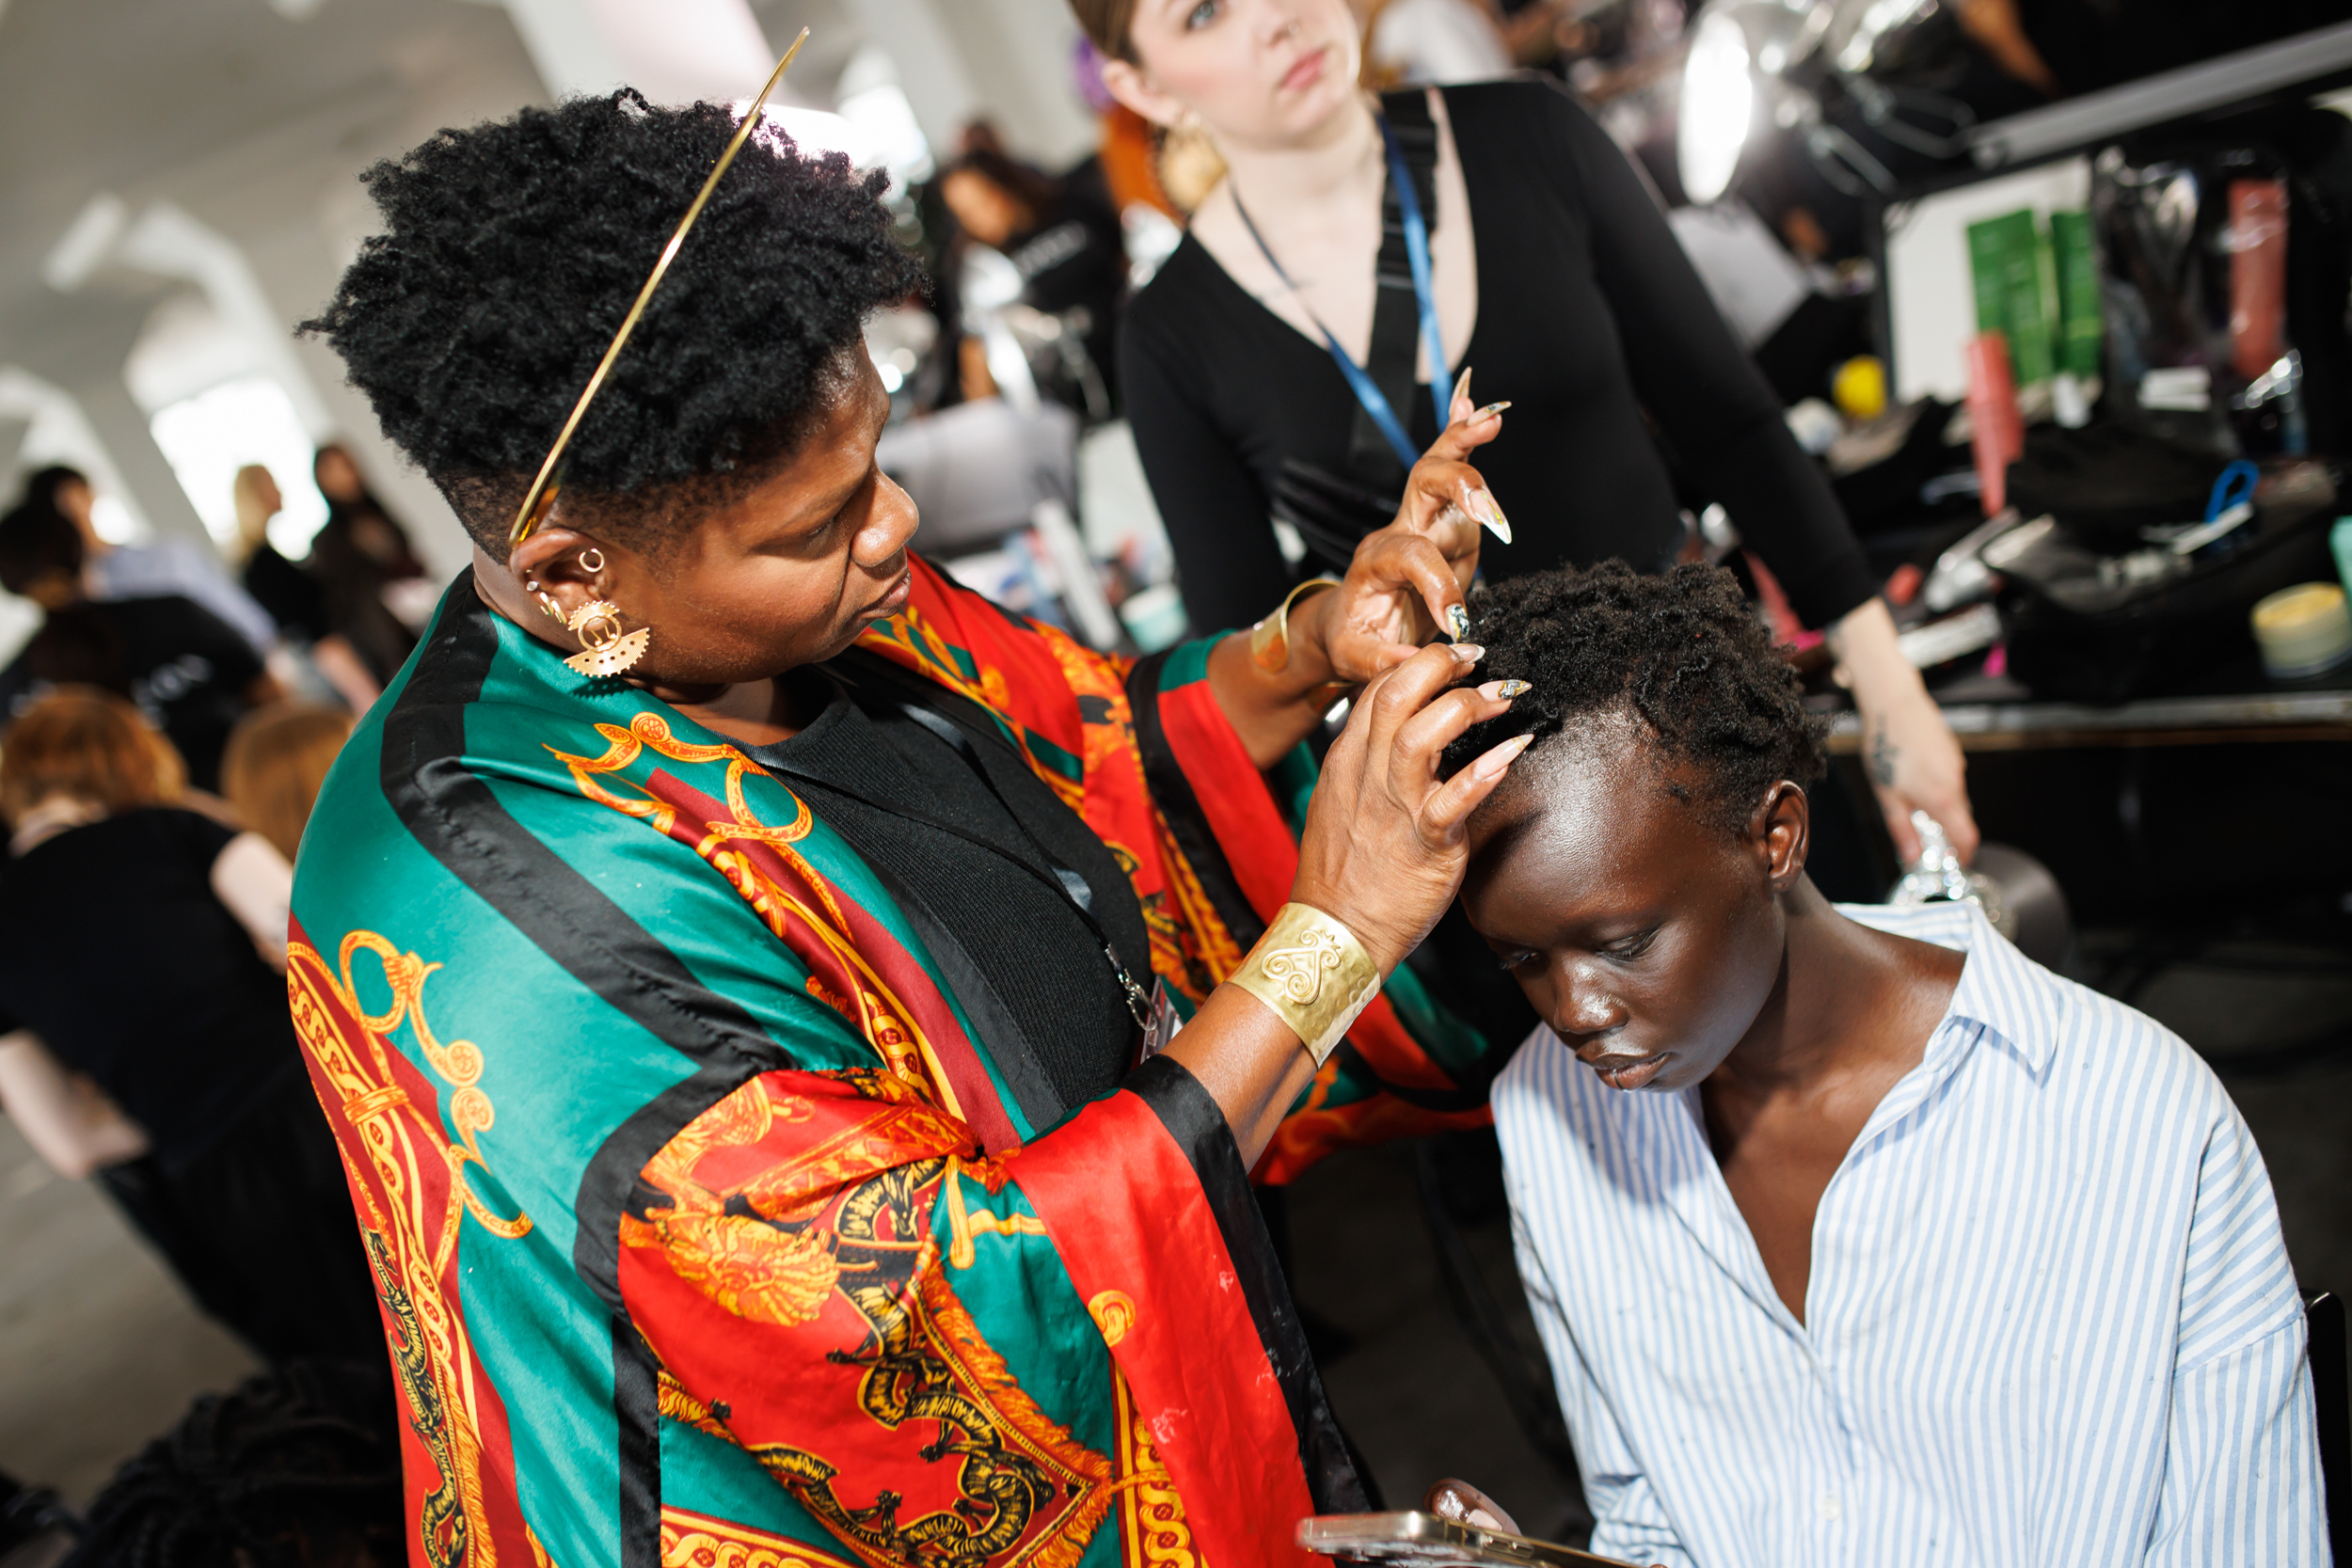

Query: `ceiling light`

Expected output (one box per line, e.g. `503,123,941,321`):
1680,10,1757,204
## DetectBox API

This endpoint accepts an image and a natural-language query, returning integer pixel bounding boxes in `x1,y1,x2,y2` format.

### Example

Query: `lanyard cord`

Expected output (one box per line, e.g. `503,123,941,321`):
1232,113,1448,471
754,700,1155,1033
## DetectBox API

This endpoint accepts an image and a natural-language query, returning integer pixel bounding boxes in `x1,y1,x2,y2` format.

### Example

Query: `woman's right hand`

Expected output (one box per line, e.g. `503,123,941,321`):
1168,642,1530,1160
1211,380,1508,768
1291,641,1533,973
1318,386,1510,685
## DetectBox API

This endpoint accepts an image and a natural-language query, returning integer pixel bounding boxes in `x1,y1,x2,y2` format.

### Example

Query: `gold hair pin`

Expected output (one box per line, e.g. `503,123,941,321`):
507,27,811,549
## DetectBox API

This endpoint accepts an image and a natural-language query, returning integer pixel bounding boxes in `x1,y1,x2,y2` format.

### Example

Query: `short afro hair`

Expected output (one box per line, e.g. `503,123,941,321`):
0,500,85,594
1440,561,1827,831
300,90,927,559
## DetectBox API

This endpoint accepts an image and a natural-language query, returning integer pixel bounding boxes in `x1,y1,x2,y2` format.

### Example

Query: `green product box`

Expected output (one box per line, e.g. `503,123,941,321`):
1965,211,2018,340
2049,209,2103,379
1965,209,2058,385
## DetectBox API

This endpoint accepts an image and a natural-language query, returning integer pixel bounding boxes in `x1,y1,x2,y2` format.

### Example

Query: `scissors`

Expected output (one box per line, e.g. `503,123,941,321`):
2205,459,2260,525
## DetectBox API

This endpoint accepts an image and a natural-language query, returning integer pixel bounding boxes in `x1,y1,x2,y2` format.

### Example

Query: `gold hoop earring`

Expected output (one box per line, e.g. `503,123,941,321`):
563,598,651,677
577,547,606,574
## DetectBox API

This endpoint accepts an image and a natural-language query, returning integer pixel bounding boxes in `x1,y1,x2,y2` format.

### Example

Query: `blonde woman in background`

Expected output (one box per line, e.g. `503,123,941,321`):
0,688,377,1364
230,464,380,713
219,701,355,863
1084,0,1978,866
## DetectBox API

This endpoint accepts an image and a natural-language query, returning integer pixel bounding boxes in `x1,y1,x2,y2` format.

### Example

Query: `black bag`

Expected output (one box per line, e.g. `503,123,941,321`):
2003,423,2228,550
1997,459,2341,702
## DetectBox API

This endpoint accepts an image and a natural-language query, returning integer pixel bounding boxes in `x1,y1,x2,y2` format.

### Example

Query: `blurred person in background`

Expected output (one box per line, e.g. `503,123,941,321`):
308,442,425,687
935,144,1130,417
219,702,355,864
19,464,278,659
0,689,379,1366
1082,0,1974,864
0,500,279,789
230,464,381,712
1969,0,2341,100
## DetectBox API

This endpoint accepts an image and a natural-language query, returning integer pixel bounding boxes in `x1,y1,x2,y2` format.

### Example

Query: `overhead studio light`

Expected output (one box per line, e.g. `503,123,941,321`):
1680,9,1758,205
1677,0,1973,205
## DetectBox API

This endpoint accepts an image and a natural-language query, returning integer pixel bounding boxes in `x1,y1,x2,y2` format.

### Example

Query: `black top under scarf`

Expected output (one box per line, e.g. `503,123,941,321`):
740,655,1150,1128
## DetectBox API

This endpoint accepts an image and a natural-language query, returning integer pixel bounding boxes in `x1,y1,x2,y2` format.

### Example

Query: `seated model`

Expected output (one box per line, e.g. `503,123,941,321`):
1444,562,2324,1565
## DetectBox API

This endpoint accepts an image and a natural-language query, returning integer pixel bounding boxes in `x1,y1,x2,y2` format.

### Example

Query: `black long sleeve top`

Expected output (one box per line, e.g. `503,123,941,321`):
1120,79,1878,636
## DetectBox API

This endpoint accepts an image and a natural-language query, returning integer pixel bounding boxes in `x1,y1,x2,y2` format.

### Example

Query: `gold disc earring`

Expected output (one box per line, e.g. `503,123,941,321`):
563,599,651,677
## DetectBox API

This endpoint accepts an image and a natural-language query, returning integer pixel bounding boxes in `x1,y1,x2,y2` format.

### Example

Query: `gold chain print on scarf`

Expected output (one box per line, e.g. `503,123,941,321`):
289,931,533,1568
623,1071,1120,1568
1111,1368,1202,1568
657,1507,863,1568
548,711,970,1118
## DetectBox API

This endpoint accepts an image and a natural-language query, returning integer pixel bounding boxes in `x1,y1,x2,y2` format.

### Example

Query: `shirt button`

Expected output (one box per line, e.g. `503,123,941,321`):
1818,1496,1842,1522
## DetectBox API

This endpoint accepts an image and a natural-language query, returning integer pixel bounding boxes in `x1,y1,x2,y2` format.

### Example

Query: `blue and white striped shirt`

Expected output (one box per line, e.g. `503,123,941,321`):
1494,901,2327,1566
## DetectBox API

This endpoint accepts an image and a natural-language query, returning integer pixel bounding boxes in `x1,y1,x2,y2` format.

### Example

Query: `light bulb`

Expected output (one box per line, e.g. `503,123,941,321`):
1679,9,1756,205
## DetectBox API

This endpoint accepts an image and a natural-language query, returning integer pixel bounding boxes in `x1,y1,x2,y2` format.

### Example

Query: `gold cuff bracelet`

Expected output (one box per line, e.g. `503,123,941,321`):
1249,578,1341,672
1226,902,1381,1068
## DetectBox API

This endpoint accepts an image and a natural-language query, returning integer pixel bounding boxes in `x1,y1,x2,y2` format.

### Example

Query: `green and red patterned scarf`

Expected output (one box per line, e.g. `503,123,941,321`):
289,558,1494,1568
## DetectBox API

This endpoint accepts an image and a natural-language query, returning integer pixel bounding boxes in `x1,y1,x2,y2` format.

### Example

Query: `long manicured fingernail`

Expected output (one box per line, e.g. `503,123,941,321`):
1475,401,1512,420
1457,483,1513,546
1495,679,1531,698
1448,641,1486,662
1452,366,1474,416
1445,604,1472,641
1478,732,1536,778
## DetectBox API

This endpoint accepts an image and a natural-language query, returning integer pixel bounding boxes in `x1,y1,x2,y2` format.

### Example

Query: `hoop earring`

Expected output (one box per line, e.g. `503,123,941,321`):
577,547,606,574
563,599,651,678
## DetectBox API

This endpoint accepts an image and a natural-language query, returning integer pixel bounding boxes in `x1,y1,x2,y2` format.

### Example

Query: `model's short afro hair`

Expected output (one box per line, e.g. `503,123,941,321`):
1440,561,1827,831
300,90,927,559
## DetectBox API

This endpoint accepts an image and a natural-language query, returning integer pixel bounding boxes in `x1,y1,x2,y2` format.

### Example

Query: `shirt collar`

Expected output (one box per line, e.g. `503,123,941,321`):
1890,900,2067,1076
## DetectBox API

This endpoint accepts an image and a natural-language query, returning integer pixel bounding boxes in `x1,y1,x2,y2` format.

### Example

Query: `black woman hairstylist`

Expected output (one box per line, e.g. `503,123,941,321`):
287,74,1523,1558
1084,0,1976,862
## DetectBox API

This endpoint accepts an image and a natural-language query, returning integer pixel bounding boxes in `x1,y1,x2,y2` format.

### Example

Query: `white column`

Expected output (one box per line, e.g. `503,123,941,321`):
0,368,155,540
835,0,986,155
930,0,1098,166
64,371,218,551
113,202,336,443
488,0,779,103
845,0,1097,166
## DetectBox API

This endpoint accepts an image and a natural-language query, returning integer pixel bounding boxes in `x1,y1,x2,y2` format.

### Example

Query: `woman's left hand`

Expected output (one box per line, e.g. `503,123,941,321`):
1829,597,1978,864
1207,378,1508,766
1857,679,1976,863
1320,382,1509,684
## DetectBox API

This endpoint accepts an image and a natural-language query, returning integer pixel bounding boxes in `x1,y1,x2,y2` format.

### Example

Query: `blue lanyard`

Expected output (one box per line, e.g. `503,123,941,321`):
1232,115,1448,471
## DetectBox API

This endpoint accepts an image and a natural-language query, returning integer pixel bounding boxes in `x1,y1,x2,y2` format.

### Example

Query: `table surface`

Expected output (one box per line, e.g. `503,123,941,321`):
1816,653,2352,752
